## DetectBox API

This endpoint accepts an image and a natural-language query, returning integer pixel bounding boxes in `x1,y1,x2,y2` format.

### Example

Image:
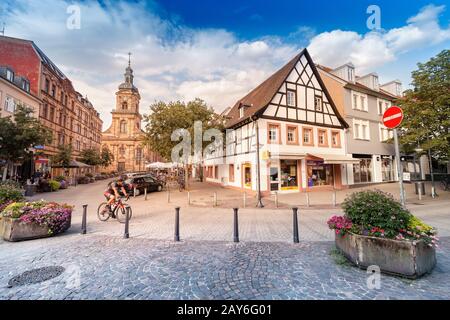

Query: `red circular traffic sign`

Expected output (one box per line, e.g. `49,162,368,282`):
382,106,403,129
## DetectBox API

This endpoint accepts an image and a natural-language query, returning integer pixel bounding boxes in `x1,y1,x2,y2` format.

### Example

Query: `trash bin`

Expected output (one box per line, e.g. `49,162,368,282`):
24,184,36,197
415,181,425,195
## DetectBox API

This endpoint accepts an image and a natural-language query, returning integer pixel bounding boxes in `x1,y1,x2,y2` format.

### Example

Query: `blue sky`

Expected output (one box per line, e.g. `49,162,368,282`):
1,0,449,129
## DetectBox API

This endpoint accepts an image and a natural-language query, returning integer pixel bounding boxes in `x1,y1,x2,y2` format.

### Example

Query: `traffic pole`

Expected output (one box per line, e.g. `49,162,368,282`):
394,128,405,207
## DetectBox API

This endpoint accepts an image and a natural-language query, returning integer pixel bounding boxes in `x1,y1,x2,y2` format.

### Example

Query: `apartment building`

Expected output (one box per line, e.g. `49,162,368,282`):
0,35,103,173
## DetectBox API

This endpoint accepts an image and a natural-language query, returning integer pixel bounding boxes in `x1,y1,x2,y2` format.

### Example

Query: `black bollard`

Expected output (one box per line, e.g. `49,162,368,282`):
174,207,180,242
81,204,87,235
233,208,239,243
124,206,130,239
292,207,299,243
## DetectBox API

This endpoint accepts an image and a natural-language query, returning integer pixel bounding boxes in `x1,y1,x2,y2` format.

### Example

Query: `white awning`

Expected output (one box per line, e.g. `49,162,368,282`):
269,152,306,160
308,154,360,164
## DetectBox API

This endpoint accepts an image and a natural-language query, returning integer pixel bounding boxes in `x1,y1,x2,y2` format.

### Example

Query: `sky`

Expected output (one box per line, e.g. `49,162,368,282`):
1,0,449,129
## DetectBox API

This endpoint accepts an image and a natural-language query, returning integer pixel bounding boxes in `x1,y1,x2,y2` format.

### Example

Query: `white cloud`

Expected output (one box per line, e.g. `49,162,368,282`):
2,1,450,130
308,4,450,74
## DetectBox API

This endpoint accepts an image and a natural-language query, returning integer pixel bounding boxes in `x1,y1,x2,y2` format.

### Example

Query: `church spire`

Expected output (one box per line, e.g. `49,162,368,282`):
118,52,138,91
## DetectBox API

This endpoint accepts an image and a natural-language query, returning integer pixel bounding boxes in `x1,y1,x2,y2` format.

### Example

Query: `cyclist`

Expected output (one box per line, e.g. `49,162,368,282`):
103,175,130,212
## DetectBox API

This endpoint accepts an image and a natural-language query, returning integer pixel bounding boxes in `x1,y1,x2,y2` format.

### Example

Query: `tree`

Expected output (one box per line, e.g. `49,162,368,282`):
52,144,73,170
79,148,102,166
143,98,225,161
398,50,450,162
0,105,52,180
100,145,114,168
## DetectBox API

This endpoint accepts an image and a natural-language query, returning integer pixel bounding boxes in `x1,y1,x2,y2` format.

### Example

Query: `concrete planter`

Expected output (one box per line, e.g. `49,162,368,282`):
335,232,436,279
1,215,71,242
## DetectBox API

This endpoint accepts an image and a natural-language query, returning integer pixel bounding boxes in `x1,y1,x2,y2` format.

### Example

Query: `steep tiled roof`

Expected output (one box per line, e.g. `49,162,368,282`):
225,49,305,128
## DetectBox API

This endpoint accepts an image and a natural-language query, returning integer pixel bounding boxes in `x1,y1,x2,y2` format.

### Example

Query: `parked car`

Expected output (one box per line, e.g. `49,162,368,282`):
125,175,163,195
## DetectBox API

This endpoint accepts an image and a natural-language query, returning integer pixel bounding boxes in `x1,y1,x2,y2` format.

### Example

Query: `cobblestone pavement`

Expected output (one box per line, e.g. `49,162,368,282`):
0,234,449,300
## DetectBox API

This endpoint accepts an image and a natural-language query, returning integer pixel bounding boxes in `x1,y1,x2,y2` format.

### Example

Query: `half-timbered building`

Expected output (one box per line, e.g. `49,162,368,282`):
203,48,359,194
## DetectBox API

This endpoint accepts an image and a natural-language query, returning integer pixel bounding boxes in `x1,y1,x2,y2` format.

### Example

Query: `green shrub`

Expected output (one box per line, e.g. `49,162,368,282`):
0,180,22,188
2,202,27,218
342,190,412,238
0,184,24,204
48,180,61,191
54,175,66,182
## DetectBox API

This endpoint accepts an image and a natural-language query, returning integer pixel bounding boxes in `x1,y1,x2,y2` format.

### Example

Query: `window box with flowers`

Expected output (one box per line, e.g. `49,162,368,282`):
1,201,73,242
327,190,437,279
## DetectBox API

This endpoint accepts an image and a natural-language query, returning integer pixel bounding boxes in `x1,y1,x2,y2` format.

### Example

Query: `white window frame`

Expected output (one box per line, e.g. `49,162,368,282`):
286,90,296,107
379,123,393,142
377,98,391,115
353,119,370,140
239,106,244,118
314,96,323,112
352,91,368,112
4,95,16,113
6,69,14,82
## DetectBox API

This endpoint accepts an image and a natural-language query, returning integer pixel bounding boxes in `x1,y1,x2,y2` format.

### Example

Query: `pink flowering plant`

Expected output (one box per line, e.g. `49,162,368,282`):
1,200,73,235
328,190,438,248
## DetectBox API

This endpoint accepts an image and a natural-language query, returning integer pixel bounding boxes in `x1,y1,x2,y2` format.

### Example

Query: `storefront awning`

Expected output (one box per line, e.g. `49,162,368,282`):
269,152,306,160
307,154,360,164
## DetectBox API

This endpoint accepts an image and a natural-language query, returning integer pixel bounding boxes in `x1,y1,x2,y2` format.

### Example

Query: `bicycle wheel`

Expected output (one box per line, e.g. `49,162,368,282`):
116,205,132,223
97,202,110,221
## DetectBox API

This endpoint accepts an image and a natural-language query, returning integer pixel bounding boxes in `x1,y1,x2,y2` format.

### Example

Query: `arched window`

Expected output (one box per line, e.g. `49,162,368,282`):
120,120,127,133
122,101,128,110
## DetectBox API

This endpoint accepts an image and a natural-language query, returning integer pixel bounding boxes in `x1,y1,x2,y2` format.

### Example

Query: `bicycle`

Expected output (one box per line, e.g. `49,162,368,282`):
97,196,133,223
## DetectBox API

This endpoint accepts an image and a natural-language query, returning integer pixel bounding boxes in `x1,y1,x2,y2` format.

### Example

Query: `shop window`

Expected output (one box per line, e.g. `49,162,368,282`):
269,167,279,191
302,127,314,146
286,126,298,144
307,160,334,187
353,158,372,183
280,160,298,190
214,165,219,179
243,164,251,188
318,129,328,147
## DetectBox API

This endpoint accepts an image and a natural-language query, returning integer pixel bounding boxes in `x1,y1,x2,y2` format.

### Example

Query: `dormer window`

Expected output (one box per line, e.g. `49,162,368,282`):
314,96,323,112
21,79,30,92
396,83,402,96
239,106,244,118
6,68,14,82
348,67,354,82
373,76,379,91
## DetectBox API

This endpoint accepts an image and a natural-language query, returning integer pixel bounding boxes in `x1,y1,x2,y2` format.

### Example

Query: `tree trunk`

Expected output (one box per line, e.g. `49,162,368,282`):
2,163,8,181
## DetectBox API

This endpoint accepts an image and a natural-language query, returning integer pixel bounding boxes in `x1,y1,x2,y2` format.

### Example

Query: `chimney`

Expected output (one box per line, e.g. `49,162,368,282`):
330,62,355,83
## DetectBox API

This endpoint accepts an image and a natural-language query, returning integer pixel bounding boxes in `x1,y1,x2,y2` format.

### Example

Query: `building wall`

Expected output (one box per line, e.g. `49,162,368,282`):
0,77,40,119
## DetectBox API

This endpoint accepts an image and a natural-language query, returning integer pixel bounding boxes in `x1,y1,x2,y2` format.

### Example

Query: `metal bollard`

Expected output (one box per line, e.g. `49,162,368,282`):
233,208,239,243
275,191,278,208
418,186,422,201
187,191,190,205
213,192,217,207
144,188,148,201
243,192,246,208
292,207,299,243
167,188,171,203
133,187,136,198
306,193,310,207
81,204,87,234
123,206,130,239
174,207,180,242
332,191,337,207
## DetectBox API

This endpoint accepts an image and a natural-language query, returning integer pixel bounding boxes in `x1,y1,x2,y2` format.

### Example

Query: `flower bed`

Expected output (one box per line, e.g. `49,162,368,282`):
327,190,437,278
1,200,73,241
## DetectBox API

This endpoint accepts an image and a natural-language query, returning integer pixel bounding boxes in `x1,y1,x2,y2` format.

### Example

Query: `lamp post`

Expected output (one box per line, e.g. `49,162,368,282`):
428,147,437,198
252,116,264,208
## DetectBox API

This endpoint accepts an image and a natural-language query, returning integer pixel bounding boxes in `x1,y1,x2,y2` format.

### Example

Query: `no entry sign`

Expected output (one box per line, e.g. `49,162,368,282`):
382,106,403,129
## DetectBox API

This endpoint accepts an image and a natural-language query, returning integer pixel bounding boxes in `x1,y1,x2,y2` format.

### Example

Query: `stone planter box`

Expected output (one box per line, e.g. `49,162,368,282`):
1,215,71,242
335,232,436,279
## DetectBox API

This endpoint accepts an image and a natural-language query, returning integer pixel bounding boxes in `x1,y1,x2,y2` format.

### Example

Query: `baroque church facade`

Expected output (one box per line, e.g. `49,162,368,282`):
102,56,161,173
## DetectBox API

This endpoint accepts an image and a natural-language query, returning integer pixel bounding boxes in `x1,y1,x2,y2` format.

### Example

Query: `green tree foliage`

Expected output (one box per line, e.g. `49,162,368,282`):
0,105,52,179
100,145,114,168
52,144,73,169
79,148,102,166
143,98,225,161
398,50,450,161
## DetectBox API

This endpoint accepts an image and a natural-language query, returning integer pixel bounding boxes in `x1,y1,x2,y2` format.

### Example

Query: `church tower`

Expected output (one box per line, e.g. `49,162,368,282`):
102,54,161,173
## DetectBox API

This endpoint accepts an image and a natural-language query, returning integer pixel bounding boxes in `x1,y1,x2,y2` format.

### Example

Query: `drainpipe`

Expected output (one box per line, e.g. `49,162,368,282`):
253,116,264,208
